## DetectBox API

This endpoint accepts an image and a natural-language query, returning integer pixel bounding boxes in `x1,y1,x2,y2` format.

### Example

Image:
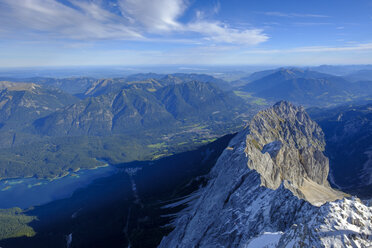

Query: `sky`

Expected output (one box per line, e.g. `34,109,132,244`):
0,0,372,67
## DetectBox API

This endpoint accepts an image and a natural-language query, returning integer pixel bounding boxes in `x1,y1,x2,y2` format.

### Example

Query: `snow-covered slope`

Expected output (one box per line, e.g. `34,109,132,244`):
159,102,372,248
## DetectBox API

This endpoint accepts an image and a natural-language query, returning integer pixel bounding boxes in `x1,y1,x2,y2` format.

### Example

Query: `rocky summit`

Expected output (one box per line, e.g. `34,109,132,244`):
245,101,345,206
159,101,372,248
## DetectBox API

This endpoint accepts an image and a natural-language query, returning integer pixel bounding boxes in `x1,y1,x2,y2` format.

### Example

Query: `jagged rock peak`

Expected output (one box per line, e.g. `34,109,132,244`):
245,101,345,206
158,114,371,247
248,101,324,150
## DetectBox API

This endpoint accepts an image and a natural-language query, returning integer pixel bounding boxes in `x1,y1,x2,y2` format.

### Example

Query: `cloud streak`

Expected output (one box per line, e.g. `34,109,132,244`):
118,0,185,31
264,11,329,18
0,0,142,40
0,0,268,45
187,21,268,45
243,43,372,54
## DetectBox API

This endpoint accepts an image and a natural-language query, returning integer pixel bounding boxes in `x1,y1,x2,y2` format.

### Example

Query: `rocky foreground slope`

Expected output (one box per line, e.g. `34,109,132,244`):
159,101,372,248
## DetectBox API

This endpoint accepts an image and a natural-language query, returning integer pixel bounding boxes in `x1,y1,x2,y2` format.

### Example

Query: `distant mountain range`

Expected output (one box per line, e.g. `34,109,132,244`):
0,73,231,96
0,82,78,131
344,69,372,82
34,81,243,137
308,64,372,76
238,68,372,106
0,77,96,95
237,67,329,84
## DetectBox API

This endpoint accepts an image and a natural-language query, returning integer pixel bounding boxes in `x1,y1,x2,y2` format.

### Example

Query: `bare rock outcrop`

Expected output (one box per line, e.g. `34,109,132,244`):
158,101,372,248
245,101,345,205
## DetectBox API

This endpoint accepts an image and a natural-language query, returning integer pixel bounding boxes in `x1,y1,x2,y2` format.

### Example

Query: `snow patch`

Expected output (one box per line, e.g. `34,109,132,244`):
66,233,72,248
246,232,283,248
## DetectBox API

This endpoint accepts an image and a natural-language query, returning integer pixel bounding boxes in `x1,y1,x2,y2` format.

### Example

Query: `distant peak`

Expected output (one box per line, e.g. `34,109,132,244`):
163,74,177,79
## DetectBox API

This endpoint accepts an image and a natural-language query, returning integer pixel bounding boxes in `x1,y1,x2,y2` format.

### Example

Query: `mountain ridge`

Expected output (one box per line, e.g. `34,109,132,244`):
158,101,371,247
238,68,372,106
34,81,246,137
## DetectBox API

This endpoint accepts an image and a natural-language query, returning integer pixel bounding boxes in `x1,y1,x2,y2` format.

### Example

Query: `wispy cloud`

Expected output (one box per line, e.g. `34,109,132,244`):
213,1,221,14
118,0,185,31
117,0,267,44
0,0,142,40
243,43,372,54
0,0,268,45
187,21,268,45
292,22,332,26
264,11,329,18
294,43,372,52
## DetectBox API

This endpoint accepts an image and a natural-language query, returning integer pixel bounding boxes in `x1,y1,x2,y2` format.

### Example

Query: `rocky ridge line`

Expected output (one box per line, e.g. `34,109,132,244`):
158,101,371,247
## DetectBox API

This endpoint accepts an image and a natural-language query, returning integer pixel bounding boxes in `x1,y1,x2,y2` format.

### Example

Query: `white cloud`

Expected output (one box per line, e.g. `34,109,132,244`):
292,22,332,26
264,12,329,18
0,0,268,45
118,0,267,44
293,43,372,52
187,21,268,45
0,0,142,40
118,0,185,31
243,43,372,54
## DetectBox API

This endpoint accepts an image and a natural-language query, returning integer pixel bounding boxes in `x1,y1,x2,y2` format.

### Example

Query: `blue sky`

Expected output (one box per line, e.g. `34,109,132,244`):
0,0,371,67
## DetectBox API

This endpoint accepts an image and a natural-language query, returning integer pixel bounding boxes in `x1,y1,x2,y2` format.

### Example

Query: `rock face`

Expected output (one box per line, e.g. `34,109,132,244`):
159,101,372,248
246,101,344,205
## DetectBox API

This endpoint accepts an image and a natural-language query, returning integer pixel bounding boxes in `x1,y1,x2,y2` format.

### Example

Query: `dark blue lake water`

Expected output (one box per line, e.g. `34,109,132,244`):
0,165,117,209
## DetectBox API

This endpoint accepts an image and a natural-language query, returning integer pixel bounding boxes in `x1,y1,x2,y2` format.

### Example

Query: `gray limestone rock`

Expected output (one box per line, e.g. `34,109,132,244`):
245,101,341,204
159,101,372,248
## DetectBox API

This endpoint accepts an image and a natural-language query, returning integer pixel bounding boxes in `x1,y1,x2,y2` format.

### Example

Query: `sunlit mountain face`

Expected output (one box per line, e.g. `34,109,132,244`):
0,0,371,247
